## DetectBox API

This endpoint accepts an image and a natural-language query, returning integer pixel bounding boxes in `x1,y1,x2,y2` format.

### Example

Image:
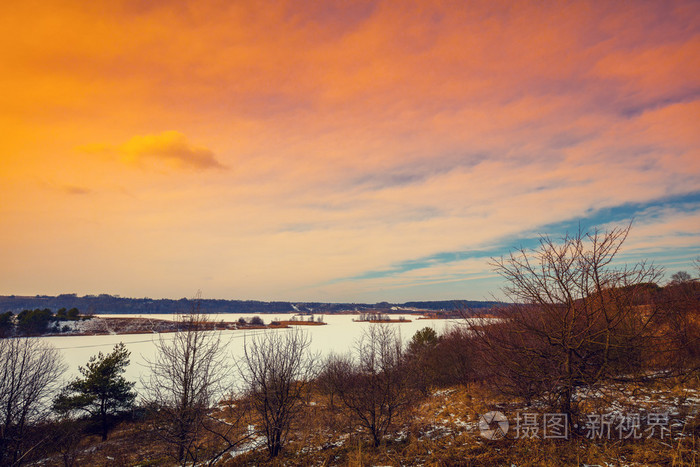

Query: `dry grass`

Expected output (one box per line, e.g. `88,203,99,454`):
29,378,698,466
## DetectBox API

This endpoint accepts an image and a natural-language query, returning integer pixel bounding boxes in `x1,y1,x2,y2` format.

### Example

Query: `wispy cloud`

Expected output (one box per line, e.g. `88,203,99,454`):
79,131,224,171
326,193,700,296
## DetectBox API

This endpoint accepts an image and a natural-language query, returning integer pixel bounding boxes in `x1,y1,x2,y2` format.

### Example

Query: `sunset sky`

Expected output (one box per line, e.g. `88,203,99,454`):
2,0,699,303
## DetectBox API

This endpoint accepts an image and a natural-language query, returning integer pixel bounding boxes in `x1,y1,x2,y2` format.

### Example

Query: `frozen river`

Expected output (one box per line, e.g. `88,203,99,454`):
38,313,464,392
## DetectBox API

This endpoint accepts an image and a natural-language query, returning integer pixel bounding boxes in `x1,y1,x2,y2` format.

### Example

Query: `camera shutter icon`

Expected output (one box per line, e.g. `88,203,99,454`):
479,411,509,440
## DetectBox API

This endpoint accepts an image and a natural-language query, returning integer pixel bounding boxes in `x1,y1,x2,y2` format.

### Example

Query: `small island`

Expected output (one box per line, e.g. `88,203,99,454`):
271,313,328,326
352,312,412,323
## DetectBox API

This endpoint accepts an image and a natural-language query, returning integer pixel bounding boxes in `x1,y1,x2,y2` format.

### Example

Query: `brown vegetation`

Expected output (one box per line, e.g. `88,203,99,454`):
321,325,417,447
23,376,699,466
462,225,689,426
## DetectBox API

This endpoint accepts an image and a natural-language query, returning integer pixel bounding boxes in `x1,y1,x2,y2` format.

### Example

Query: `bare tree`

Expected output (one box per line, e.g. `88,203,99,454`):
143,298,231,465
0,337,65,465
198,398,253,466
238,328,316,457
467,224,662,420
669,270,693,284
323,324,416,447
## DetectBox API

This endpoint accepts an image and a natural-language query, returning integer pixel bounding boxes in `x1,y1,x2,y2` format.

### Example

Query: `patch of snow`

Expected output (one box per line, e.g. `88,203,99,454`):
419,424,453,440
228,436,266,458
432,388,457,397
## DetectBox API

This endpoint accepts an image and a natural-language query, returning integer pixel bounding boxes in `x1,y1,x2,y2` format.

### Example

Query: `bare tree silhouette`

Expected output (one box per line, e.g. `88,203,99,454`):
0,338,65,465
466,224,662,419
323,324,416,447
238,328,317,458
143,295,235,464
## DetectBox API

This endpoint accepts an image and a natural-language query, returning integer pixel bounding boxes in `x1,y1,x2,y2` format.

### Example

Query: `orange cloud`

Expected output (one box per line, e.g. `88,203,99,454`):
79,131,224,170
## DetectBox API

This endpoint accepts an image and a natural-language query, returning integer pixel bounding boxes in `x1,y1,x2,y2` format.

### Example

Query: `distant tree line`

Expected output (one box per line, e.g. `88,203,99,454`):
0,294,498,315
0,307,88,337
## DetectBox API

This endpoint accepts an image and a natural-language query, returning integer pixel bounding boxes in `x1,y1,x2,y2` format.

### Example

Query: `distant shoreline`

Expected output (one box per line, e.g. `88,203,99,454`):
0,294,499,316
28,313,469,337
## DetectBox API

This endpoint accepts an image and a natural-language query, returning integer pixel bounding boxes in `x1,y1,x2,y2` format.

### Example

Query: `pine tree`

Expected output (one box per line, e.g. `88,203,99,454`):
54,342,136,440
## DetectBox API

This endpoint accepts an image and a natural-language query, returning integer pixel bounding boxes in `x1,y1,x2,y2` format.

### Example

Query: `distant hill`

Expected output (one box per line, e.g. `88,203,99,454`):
0,294,499,315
